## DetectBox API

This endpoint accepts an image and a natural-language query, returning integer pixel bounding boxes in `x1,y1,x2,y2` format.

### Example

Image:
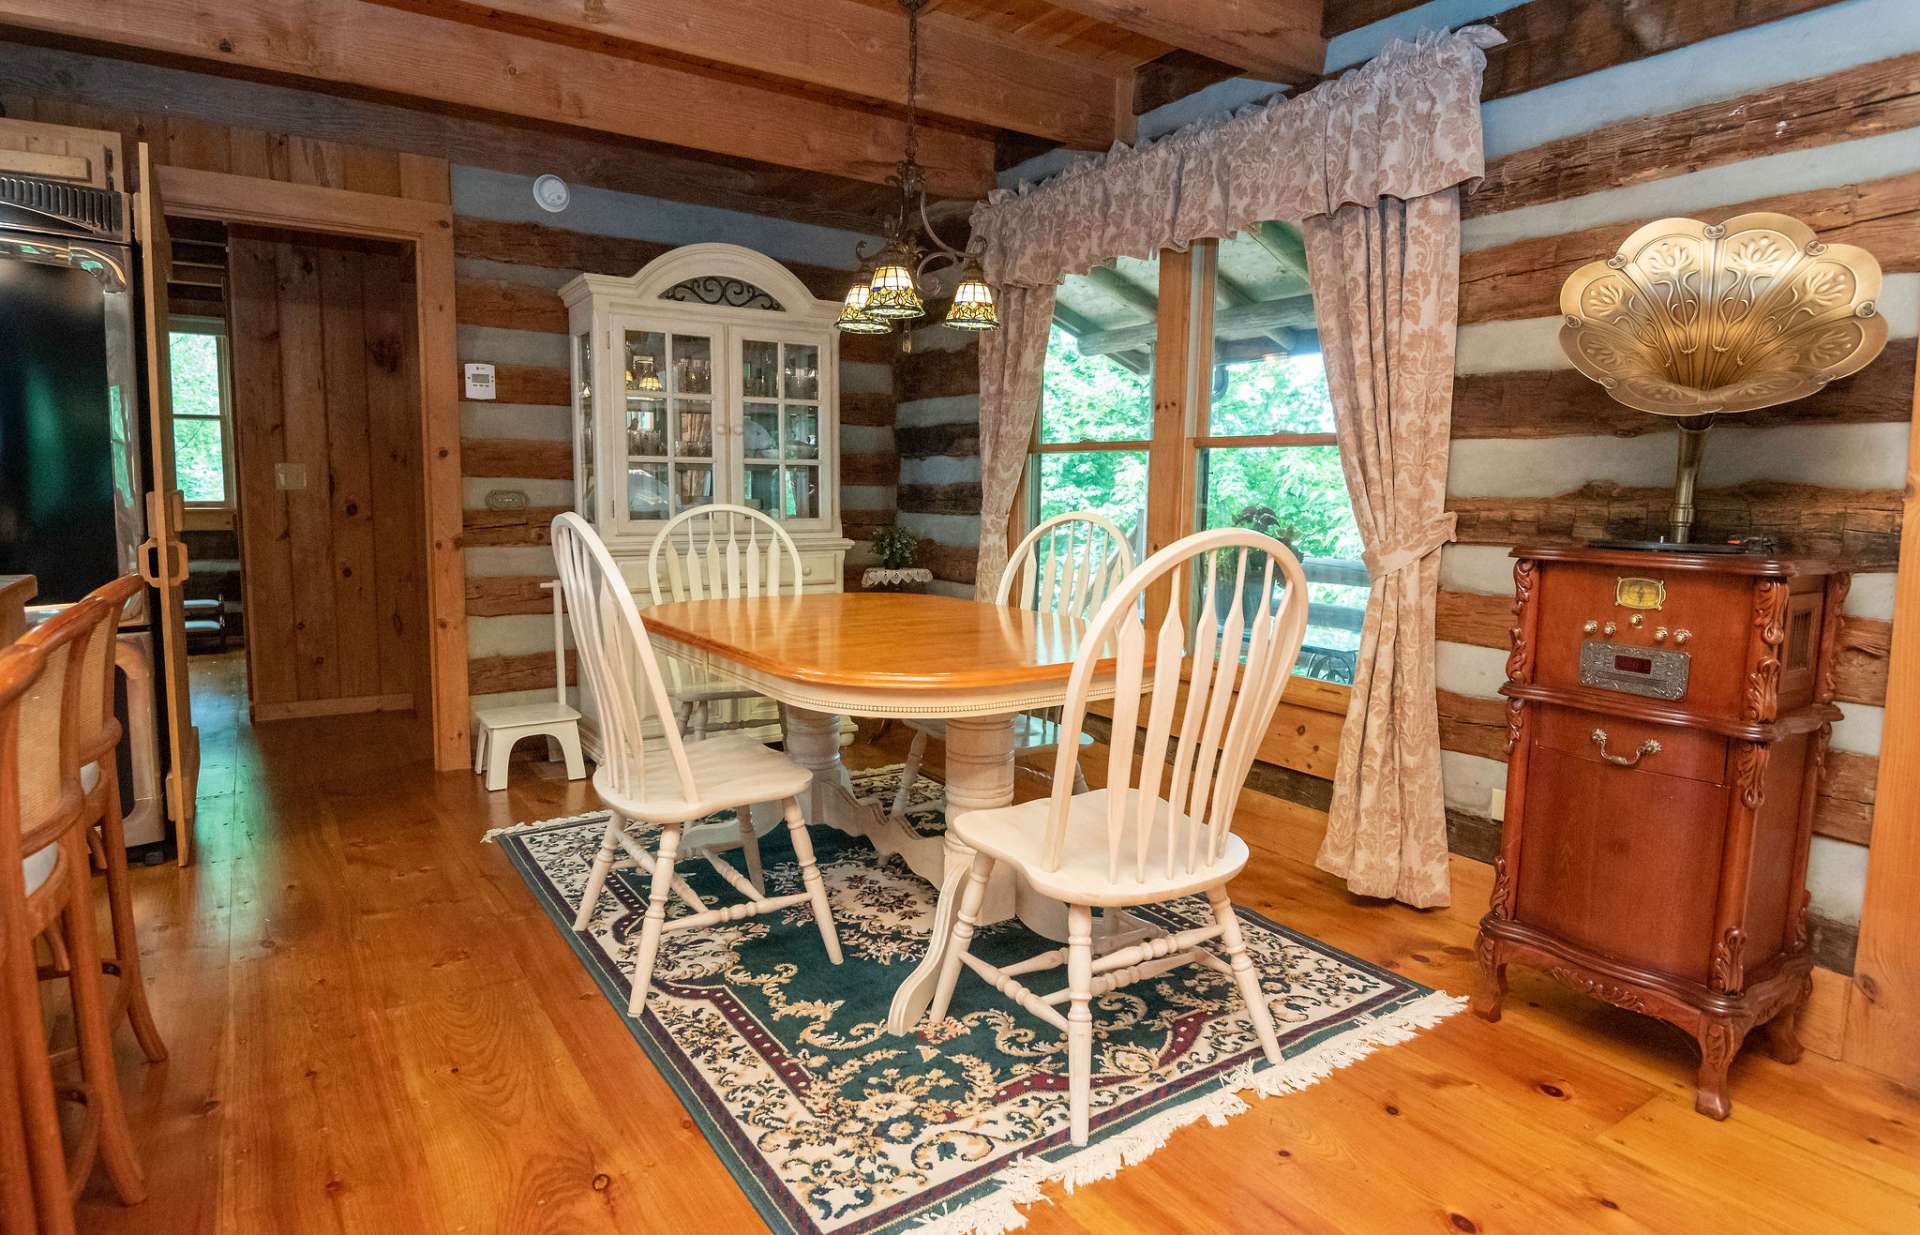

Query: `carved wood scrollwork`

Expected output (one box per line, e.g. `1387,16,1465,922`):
1733,742,1771,810
1488,857,1511,920
1700,1016,1743,1077
1816,573,1851,703
1549,966,1650,1013
1507,559,1537,683
1745,579,1789,721
1710,926,1747,992
1504,697,1527,755
1789,889,1812,953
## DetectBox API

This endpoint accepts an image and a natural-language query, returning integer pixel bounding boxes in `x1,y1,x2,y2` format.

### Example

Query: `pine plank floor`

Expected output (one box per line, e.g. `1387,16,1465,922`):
69,651,1920,1233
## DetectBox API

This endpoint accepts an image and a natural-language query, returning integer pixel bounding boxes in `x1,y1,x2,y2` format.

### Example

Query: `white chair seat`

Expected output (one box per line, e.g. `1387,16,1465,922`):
953,788,1250,905
593,734,811,825
80,760,100,793
22,842,57,895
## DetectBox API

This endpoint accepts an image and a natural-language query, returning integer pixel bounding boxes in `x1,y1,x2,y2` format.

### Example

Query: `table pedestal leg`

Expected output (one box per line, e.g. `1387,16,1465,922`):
778,706,858,834
887,715,1015,1034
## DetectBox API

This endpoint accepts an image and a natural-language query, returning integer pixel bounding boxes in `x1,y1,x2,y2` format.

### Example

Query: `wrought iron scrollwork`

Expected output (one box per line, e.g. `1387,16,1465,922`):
659,276,783,311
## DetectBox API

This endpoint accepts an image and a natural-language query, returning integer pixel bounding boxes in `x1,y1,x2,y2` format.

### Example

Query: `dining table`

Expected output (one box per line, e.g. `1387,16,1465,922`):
642,590,1120,1034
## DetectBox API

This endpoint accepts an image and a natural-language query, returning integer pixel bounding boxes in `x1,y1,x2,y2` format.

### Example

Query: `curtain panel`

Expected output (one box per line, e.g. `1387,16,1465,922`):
966,25,1496,908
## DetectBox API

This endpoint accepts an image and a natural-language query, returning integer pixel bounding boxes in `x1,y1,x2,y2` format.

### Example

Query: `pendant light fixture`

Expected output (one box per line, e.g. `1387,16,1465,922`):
835,0,999,342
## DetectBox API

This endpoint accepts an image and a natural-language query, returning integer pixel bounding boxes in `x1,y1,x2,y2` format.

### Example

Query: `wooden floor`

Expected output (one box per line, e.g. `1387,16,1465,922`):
69,650,1920,1233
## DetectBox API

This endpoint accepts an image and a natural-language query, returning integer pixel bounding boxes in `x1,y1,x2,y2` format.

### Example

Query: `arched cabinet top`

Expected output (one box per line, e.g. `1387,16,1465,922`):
561,243,841,327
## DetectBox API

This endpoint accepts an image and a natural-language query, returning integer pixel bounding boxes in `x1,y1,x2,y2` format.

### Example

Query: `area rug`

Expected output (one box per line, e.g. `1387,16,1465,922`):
488,766,1460,1235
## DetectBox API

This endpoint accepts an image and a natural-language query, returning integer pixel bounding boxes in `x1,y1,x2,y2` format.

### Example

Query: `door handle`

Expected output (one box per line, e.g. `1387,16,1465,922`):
168,540,189,586
1590,728,1660,767
137,538,163,587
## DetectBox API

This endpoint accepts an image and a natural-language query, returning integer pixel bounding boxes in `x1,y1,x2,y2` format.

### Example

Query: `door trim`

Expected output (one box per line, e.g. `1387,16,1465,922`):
156,165,470,771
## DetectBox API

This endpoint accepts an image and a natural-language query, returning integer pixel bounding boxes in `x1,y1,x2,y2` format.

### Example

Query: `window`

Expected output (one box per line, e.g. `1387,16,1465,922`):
168,323,234,506
1025,230,1365,686
1030,254,1159,554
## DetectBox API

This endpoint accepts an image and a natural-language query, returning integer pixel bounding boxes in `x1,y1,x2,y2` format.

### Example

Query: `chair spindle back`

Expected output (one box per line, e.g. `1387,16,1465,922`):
999,511,1135,620
647,503,805,605
1044,529,1310,884
10,598,104,858
552,513,698,804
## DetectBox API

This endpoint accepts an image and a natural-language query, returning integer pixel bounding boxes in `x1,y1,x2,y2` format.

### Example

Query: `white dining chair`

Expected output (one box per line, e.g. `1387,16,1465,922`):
552,513,841,1015
890,511,1134,820
924,527,1310,1146
646,503,803,742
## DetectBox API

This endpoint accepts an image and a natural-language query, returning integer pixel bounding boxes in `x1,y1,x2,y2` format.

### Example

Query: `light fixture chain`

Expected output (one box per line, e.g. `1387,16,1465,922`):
902,0,922,169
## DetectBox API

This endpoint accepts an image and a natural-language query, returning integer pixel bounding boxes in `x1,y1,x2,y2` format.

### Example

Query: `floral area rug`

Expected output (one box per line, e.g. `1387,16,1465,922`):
488,767,1461,1235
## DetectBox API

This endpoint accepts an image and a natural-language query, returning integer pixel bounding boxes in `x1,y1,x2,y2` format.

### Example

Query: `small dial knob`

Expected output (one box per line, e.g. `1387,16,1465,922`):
1654,627,1670,643
1603,620,1618,637
1583,619,1599,634
1674,628,1692,646
1629,613,1645,628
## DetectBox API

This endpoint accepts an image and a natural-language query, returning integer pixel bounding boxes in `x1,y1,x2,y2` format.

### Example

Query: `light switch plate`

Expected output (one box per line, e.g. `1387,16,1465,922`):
1490,787,1506,822
275,462,307,491
485,488,529,512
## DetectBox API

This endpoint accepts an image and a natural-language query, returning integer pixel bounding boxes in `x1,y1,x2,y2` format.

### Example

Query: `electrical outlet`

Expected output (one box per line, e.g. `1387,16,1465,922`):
486,488,529,512
1490,787,1506,822
275,462,307,491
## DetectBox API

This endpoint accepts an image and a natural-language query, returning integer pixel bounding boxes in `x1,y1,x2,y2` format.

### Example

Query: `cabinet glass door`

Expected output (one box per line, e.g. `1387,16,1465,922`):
622,325,717,523
574,330,596,519
738,335,822,522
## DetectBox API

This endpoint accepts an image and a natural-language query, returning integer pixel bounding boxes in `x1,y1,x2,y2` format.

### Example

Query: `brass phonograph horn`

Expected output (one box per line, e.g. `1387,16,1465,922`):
1558,212,1888,546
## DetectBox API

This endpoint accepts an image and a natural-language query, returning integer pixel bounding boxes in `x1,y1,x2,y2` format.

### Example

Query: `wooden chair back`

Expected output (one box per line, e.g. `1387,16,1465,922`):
551,513,698,803
1044,529,1309,883
999,511,1135,620
646,503,804,605
9,598,101,860
71,576,144,765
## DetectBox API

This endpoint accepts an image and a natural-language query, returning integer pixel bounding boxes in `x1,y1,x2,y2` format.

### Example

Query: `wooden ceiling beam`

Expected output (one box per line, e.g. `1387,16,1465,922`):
0,0,995,196
382,0,1124,150
1041,0,1325,85
0,40,898,233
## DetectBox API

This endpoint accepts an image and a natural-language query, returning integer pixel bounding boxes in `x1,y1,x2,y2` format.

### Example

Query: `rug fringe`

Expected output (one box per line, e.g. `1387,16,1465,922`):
911,989,1465,1235
481,810,611,844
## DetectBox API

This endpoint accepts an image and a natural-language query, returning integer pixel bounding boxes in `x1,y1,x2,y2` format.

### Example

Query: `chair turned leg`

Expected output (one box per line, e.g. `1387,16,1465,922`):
1209,885,1282,1066
892,728,929,820
572,814,624,931
0,1016,41,1234
927,853,995,1025
552,723,587,782
1066,903,1095,1147
59,834,145,1204
627,823,683,1017
691,700,709,742
782,798,841,964
100,778,166,1062
738,812,766,897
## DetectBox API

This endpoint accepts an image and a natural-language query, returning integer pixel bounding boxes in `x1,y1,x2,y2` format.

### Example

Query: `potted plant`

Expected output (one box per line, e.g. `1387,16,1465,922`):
864,526,931,592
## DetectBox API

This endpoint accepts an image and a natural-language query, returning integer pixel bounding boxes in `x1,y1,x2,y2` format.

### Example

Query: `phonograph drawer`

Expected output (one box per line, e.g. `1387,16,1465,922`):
1531,705,1727,785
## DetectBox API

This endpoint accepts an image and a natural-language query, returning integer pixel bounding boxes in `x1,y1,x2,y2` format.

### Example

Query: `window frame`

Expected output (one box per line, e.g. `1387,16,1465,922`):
1018,239,1356,714
167,315,238,511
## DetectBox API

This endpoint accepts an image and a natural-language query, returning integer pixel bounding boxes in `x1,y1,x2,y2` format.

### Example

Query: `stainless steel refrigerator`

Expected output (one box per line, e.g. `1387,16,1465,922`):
0,170,179,848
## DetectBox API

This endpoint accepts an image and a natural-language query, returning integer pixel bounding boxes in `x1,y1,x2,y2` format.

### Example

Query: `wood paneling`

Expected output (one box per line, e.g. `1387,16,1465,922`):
228,229,427,719
896,483,983,516
1478,0,1845,103
0,40,892,232
1451,342,1919,440
483,363,570,409
1449,481,1904,569
841,452,902,489
468,649,576,696
1322,0,1426,37
1039,0,1322,83
895,345,981,403
896,421,982,459
839,392,897,428
1461,169,1920,324
1469,51,1920,220
464,575,552,618
0,0,995,195
460,438,573,480
462,505,569,548
452,217,854,302
454,279,567,335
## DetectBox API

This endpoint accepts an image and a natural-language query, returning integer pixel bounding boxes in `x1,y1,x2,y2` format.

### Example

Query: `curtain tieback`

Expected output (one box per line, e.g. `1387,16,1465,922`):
1361,513,1457,580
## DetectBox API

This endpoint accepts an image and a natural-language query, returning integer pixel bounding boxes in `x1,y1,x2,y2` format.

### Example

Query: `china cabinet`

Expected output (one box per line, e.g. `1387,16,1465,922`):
560,244,850,592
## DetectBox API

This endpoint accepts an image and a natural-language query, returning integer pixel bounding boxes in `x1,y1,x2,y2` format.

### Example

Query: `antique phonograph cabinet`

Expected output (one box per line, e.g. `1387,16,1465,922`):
1471,212,1888,1118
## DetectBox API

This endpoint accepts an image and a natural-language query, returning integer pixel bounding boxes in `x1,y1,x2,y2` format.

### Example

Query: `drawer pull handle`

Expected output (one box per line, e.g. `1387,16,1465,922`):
1590,728,1660,767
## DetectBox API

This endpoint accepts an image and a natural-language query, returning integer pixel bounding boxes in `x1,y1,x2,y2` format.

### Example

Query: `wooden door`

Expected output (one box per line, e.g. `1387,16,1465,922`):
134,142,200,864
226,228,427,725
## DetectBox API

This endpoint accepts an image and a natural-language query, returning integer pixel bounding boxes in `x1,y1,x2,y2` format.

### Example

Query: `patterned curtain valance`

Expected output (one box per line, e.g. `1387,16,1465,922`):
968,26,1501,289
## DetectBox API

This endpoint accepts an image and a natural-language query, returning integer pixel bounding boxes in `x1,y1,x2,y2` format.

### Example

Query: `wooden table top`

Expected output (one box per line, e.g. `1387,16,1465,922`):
643,592,1100,691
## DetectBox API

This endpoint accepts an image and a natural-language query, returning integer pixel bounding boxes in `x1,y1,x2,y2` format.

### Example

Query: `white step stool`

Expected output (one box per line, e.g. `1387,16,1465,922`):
473,580,587,792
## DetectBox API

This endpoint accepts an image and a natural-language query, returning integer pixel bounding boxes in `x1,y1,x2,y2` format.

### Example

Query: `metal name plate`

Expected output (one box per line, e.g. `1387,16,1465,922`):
1578,639,1690,701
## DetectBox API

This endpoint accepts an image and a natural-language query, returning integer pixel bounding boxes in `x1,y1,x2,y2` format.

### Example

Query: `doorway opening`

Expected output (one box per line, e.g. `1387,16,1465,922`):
163,218,431,751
